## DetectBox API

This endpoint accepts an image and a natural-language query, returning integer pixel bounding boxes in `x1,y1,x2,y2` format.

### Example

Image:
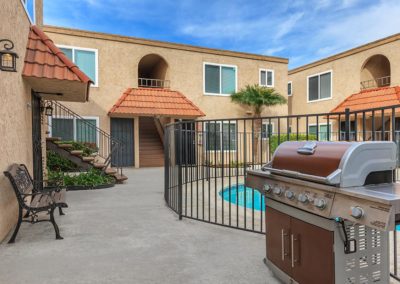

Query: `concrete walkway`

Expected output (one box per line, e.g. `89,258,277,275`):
0,168,278,284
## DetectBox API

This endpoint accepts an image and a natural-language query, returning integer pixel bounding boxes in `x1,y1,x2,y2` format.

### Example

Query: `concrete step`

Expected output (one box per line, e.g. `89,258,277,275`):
46,137,61,142
58,144,73,149
70,150,84,156
93,162,106,169
112,173,128,182
105,167,117,175
82,156,95,162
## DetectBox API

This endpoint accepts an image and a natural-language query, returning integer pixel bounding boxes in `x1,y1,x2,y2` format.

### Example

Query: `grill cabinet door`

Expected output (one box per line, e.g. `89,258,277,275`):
291,217,334,284
266,207,292,275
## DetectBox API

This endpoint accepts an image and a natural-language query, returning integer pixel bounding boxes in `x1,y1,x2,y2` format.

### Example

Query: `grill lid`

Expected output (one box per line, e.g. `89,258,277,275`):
262,141,397,187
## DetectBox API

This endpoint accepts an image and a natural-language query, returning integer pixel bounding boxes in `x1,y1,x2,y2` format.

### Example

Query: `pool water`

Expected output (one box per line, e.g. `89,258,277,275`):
219,184,265,211
221,184,400,230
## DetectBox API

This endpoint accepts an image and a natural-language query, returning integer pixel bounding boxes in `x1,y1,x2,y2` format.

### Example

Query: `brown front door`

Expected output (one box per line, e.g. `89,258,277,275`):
291,217,334,284
266,207,292,275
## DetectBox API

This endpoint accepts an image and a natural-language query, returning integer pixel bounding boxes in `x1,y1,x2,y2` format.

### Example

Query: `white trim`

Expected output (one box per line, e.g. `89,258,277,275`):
20,0,35,23
204,120,237,152
49,116,100,146
259,68,274,87
203,62,238,96
287,81,292,96
306,70,333,103
56,44,99,87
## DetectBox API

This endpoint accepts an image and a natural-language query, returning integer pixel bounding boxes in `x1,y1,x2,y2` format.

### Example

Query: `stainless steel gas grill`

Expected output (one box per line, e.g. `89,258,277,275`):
246,141,400,284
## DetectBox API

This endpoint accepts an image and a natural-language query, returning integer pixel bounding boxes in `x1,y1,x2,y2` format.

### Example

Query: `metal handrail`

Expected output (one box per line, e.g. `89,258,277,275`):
360,76,391,90
45,100,124,176
138,78,170,88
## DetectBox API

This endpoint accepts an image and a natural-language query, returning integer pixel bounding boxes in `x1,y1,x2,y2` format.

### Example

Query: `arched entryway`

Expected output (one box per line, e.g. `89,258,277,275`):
360,54,391,89
138,54,169,88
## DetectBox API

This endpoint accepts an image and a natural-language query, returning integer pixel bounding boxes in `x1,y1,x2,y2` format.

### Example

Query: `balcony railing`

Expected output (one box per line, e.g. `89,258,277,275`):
360,75,391,90
138,78,170,88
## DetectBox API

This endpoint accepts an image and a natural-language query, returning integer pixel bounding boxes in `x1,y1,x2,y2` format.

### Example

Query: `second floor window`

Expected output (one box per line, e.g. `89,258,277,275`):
204,63,237,95
260,69,274,87
21,0,35,23
308,71,332,102
58,46,98,86
288,82,292,96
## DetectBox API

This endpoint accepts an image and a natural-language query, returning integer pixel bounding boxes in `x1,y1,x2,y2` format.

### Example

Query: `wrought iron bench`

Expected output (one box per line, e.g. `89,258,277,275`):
3,164,68,243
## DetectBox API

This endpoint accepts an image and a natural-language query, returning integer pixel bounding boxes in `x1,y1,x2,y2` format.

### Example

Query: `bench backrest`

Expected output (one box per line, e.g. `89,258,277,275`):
4,164,34,205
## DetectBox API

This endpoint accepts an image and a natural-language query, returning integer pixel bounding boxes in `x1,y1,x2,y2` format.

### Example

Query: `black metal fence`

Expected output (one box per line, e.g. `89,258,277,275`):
164,105,400,281
45,100,125,176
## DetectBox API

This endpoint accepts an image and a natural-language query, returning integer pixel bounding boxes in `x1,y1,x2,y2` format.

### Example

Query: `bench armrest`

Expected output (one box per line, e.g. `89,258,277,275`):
33,180,64,192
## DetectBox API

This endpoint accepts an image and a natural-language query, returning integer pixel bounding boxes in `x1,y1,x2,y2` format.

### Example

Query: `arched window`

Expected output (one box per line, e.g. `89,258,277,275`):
138,54,169,88
360,55,391,89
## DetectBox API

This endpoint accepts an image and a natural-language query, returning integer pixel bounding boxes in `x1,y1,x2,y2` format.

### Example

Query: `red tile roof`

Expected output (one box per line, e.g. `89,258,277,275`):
109,88,205,117
330,86,400,113
22,26,92,85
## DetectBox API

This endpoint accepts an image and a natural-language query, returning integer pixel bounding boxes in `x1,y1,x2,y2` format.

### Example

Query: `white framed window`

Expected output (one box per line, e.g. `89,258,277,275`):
57,45,99,87
21,0,35,23
261,122,274,139
49,116,100,146
307,71,332,102
308,123,332,141
259,69,274,87
288,81,292,96
204,121,237,151
203,62,237,96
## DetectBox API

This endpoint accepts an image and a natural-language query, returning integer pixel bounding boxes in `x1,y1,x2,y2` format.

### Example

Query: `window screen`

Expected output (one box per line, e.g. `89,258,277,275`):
260,70,266,86
205,65,220,94
320,73,331,99
267,71,273,86
52,118,74,141
75,50,96,84
76,119,97,144
221,67,236,94
308,76,319,101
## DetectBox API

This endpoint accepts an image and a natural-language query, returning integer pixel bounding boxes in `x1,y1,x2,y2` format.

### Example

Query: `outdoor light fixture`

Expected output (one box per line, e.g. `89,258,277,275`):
41,102,53,117
0,39,18,72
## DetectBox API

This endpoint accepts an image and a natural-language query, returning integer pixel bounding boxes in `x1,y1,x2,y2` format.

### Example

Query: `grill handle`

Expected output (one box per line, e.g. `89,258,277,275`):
291,234,300,268
297,141,317,155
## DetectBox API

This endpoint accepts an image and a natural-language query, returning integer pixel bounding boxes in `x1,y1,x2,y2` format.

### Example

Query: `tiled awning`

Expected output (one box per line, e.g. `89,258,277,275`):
330,86,400,113
108,88,205,118
22,26,92,102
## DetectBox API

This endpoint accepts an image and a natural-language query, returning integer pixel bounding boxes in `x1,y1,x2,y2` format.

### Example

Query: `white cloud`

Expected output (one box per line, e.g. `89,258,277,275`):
315,0,400,57
264,46,285,55
274,12,304,40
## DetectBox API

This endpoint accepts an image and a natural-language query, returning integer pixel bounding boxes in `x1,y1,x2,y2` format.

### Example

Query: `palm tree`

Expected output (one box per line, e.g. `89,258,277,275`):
231,84,287,163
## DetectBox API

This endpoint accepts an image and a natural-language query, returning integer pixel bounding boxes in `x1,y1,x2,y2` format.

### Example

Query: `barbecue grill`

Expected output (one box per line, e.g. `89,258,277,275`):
246,141,400,284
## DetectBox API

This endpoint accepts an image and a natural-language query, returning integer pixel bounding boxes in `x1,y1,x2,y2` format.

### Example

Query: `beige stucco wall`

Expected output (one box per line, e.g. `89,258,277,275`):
43,27,288,167
288,37,400,134
0,0,34,242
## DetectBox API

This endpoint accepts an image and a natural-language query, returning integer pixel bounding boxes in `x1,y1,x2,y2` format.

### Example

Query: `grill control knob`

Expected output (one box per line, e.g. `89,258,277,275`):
297,193,309,204
313,198,327,210
285,190,295,200
263,184,272,193
350,206,365,219
273,186,283,196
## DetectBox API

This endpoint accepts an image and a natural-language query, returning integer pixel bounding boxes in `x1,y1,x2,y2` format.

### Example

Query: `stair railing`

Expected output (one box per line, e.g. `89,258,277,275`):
45,100,124,177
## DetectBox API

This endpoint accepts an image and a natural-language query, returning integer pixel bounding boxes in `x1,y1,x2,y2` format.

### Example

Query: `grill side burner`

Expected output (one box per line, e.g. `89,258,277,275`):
245,141,400,284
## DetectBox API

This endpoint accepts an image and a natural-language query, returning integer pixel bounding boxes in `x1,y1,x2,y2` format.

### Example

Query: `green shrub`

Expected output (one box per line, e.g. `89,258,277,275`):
269,134,317,155
48,168,114,187
47,151,78,172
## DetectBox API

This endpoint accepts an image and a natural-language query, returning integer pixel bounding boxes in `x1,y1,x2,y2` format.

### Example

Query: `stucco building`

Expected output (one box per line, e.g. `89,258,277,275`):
288,34,400,141
42,26,289,168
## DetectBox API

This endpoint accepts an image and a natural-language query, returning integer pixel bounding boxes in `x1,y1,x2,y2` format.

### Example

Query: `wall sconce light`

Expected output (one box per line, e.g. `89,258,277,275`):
0,39,19,72
41,102,53,117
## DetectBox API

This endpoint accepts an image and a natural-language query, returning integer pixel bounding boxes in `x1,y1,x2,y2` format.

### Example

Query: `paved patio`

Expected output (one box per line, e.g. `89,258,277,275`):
0,168,278,284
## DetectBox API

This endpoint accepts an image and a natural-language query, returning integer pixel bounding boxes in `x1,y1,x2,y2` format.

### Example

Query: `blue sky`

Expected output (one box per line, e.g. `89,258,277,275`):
44,0,400,69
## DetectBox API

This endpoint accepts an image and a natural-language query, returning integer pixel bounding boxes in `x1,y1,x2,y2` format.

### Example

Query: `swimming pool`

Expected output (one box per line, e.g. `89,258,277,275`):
219,184,265,211
221,184,400,230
